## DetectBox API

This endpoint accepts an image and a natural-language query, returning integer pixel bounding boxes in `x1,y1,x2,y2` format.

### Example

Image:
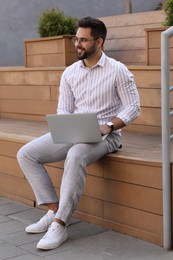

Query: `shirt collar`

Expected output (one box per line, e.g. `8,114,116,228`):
79,51,106,69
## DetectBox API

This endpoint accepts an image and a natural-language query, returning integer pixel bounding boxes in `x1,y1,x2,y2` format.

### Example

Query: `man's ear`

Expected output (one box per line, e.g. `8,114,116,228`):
97,38,104,48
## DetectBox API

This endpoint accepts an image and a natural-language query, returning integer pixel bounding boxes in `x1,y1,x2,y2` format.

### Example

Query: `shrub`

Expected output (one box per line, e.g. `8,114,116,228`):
163,0,173,26
37,7,78,37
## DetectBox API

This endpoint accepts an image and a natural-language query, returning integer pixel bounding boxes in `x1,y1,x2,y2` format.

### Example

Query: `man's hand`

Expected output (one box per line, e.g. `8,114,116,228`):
100,125,112,136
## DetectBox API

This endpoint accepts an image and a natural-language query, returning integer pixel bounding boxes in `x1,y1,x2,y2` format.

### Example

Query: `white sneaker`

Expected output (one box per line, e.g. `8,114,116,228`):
37,222,68,250
25,210,55,233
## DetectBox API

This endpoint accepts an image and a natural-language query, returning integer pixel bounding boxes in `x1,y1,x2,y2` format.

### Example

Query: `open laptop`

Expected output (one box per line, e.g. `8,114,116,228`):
46,113,102,143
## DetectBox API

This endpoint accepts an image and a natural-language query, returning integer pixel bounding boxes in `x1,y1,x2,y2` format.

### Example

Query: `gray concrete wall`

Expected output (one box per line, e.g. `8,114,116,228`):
0,0,164,66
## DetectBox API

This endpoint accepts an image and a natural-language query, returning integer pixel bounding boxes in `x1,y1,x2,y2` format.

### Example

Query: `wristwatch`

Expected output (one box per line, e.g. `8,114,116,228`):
106,121,114,132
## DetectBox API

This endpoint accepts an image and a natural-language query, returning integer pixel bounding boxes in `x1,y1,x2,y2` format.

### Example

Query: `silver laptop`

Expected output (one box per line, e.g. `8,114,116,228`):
46,113,102,143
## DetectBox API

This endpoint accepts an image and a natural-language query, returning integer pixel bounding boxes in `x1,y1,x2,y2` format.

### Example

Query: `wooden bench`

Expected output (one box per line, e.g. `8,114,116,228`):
0,118,164,246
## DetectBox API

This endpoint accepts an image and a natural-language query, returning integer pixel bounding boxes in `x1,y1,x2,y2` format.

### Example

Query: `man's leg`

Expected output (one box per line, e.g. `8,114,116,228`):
37,133,121,249
17,133,73,206
17,132,73,233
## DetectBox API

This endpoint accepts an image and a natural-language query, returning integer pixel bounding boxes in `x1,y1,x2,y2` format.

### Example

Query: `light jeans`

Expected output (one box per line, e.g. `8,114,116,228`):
17,132,121,224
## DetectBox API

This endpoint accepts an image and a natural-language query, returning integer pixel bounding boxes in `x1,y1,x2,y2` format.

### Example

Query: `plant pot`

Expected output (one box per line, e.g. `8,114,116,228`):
24,35,77,67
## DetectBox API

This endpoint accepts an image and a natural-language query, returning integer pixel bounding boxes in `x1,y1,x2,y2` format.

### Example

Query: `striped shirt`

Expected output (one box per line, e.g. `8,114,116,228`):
57,52,140,129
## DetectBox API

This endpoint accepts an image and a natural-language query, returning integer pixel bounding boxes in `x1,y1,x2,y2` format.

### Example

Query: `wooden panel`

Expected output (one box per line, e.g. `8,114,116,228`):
45,165,63,188
0,155,24,178
135,107,161,126
130,68,161,89
107,25,147,39
77,195,103,218
148,48,173,65
27,54,65,67
0,113,46,121
104,159,162,189
74,211,163,246
87,160,104,177
105,37,145,51
100,11,164,27
147,30,173,48
0,69,62,86
139,88,161,107
84,175,162,215
124,124,162,135
0,190,35,207
0,172,35,200
26,39,65,55
0,85,52,100
104,202,162,236
0,140,22,157
0,99,57,115
106,50,145,64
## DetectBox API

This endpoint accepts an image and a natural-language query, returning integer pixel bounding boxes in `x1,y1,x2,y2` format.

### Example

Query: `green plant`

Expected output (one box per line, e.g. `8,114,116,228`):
37,7,78,37
163,0,173,26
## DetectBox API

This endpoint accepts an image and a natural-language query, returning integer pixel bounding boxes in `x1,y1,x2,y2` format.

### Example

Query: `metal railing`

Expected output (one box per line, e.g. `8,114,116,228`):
161,26,173,250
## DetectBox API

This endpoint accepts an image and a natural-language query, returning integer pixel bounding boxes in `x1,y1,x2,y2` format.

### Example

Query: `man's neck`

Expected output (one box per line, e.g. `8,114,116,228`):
84,51,102,68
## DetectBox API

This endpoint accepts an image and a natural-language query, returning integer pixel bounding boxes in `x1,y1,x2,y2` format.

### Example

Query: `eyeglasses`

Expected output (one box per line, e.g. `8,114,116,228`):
72,36,98,45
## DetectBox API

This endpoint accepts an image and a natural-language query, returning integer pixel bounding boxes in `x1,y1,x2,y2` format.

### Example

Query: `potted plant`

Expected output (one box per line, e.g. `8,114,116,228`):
163,0,173,26
24,7,78,67
145,0,173,65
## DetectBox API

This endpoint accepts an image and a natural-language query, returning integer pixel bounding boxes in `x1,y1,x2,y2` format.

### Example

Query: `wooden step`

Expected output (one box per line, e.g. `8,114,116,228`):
100,11,165,65
0,118,165,246
1,65,173,134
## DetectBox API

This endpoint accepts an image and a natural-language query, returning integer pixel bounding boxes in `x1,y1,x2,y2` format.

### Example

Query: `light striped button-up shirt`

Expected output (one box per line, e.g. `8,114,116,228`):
57,52,140,130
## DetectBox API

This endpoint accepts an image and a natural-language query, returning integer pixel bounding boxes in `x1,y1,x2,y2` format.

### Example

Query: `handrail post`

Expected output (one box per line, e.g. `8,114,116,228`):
161,27,173,250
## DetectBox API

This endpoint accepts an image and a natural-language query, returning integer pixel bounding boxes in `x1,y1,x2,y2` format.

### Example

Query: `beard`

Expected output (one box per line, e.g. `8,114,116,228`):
76,43,97,60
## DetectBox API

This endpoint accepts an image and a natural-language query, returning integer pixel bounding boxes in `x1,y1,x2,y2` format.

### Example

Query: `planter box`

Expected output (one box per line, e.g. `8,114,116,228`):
24,35,78,67
146,27,173,65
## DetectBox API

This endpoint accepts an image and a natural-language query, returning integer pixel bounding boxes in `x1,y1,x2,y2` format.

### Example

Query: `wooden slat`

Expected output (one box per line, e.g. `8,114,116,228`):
0,85,52,100
26,39,65,55
74,211,163,246
0,69,62,86
104,202,162,236
0,155,24,178
0,99,57,115
105,37,145,51
106,50,145,64
0,172,35,201
100,11,165,27
104,159,162,189
148,48,173,65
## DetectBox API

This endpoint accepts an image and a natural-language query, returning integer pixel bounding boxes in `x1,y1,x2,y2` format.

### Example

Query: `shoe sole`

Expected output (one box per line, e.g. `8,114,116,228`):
36,234,68,250
25,228,48,234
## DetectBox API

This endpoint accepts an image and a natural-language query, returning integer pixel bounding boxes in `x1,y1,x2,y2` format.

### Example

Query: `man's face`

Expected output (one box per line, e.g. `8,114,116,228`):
74,28,98,60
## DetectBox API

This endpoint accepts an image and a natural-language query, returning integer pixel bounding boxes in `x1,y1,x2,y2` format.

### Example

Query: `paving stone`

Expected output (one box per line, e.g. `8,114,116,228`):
0,215,11,223
4,253,42,260
43,246,106,260
0,243,27,260
8,207,46,224
0,219,25,237
20,239,74,258
68,220,108,240
2,230,43,246
0,201,30,216
0,197,13,205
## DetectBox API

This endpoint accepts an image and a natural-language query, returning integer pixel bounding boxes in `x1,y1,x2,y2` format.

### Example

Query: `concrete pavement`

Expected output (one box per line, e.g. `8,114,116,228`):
0,197,173,260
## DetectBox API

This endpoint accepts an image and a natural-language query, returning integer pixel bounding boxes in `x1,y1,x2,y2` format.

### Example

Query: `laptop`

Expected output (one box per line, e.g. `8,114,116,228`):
46,113,102,143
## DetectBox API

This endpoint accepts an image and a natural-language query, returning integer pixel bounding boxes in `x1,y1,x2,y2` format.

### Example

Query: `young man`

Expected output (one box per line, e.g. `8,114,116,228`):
17,16,140,250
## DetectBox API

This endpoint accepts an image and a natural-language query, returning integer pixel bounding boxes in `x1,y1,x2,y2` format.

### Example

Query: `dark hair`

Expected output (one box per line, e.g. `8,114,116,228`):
77,16,107,45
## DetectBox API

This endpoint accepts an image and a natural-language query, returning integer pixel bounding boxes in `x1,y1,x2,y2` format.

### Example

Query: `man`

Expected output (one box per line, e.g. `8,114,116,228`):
17,16,140,250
